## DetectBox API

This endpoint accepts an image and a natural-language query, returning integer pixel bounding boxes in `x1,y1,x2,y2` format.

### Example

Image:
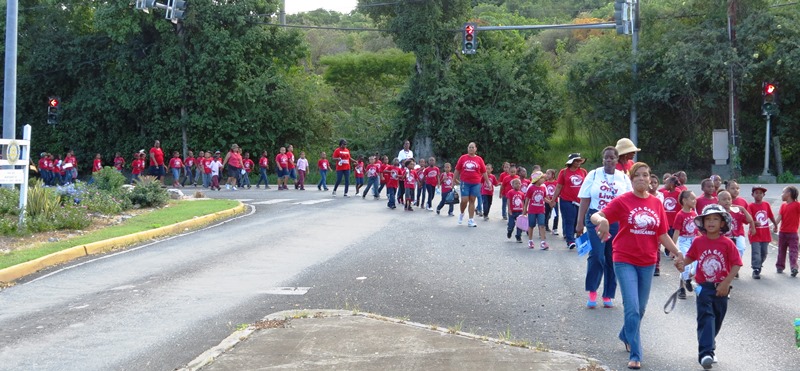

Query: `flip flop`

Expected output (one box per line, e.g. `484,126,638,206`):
623,341,631,352
627,360,641,369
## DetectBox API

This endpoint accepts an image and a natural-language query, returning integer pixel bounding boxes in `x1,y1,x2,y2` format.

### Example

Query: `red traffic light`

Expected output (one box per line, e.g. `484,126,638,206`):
48,98,59,107
765,84,776,95
465,24,474,35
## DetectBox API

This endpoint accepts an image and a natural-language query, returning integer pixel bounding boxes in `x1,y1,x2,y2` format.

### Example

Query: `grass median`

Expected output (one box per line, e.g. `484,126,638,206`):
0,199,240,270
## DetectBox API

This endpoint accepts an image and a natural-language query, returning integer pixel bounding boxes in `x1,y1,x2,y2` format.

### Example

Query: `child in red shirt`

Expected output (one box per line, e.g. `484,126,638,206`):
202,152,213,188
506,178,525,243
696,178,718,214
362,156,382,199
256,151,270,189
499,162,511,220
422,157,440,210
169,151,184,188
317,152,330,191
774,186,800,276
403,159,417,211
354,156,365,194
672,191,699,299
131,152,144,183
683,204,741,369
92,153,103,173
242,152,254,189
747,186,775,279
436,162,455,216
385,158,400,209
113,152,125,172
544,169,559,235
182,151,195,187
524,171,548,250
414,158,427,207
480,164,498,220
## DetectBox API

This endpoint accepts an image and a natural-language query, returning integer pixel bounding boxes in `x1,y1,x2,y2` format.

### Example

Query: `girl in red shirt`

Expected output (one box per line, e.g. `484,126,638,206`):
590,162,684,370
717,191,755,261
436,162,455,216
317,151,330,191
672,191,699,299
402,159,417,211
747,186,775,279
544,169,559,236
169,151,184,188
256,151,270,189
695,178,718,214
384,158,401,209
774,186,800,276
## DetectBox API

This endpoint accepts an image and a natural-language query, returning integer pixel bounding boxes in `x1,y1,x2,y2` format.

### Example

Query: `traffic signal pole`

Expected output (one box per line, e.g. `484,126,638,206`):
3,0,18,141
762,114,771,176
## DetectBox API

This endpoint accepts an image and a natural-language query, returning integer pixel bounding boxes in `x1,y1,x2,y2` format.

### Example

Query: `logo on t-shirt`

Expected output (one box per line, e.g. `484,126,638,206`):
699,250,726,282
463,160,479,171
684,218,697,234
755,210,769,227
628,207,659,235
664,197,677,211
533,192,544,203
569,174,583,187
546,184,555,196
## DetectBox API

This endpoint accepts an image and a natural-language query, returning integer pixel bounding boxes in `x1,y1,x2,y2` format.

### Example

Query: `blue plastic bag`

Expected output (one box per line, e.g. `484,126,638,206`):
576,233,592,257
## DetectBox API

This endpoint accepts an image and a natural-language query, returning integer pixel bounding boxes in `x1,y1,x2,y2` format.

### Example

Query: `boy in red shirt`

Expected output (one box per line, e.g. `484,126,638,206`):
480,164,498,220
241,152,254,189
385,158,400,209
275,147,289,190
422,157,440,210
182,151,195,187
774,186,800,277
317,152,330,191
169,151,184,188
113,152,125,172
747,186,775,279
202,152,214,188
683,204,742,370
436,162,455,216
506,178,525,243
362,156,382,199
414,158,426,207
696,178,718,214
256,150,270,189
131,152,144,183
499,162,511,220
403,159,417,211
38,153,51,186
354,156,365,195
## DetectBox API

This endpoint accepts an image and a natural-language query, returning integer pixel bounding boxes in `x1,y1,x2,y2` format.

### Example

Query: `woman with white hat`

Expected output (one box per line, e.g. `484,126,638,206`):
549,153,587,249
615,138,641,175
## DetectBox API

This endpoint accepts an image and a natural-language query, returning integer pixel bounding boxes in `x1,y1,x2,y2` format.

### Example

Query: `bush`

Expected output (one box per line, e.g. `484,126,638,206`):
778,171,795,184
128,176,169,208
55,183,85,206
53,204,92,230
26,214,57,233
0,216,18,235
26,180,59,219
0,188,20,216
93,166,126,192
81,187,126,215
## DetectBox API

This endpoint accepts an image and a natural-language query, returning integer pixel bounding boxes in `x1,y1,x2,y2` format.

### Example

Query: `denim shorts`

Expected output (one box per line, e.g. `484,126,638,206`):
528,213,546,228
460,182,481,198
276,168,288,177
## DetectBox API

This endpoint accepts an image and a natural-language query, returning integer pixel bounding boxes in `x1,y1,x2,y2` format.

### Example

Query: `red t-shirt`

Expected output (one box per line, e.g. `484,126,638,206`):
149,147,164,166
227,152,242,168
403,168,418,189
695,195,717,214
423,166,440,186
779,201,800,233
748,202,775,242
525,184,547,215
732,197,748,210
286,151,296,169
676,185,688,192
499,172,510,197
556,167,587,203
244,159,254,173
259,156,269,168
386,166,400,188
500,175,519,199
92,159,102,172
114,156,125,171
506,189,525,213
440,172,454,193
687,235,743,283
673,209,699,238
169,157,183,169
601,192,669,266
545,181,557,199
366,163,381,178
275,153,288,170
202,157,213,174
64,155,77,167
481,174,498,196
184,156,194,169
318,159,329,171
38,158,47,171
332,148,351,171
615,159,634,174
520,178,531,194
132,159,144,175
659,189,681,227
354,161,364,178
724,206,748,238
455,154,486,184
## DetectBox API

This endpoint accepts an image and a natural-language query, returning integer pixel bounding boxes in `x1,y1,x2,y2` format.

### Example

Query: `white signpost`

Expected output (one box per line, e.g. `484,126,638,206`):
0,124,32,226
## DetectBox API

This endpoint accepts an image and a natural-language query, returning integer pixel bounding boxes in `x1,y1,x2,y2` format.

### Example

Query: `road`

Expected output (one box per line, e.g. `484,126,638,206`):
0,183,797,370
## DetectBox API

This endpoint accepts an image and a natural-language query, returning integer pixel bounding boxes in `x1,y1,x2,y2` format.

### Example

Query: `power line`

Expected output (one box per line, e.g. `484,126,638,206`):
248,21,389,32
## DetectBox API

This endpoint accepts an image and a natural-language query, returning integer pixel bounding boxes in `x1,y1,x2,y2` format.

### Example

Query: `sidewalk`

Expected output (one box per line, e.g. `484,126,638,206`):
180,310,606,371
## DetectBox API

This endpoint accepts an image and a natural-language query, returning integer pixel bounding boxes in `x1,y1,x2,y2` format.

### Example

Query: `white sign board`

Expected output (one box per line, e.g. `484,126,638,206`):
0,169,25,184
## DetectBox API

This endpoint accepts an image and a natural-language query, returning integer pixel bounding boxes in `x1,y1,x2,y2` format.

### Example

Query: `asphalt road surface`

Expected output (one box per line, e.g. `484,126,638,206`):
1,183,797,370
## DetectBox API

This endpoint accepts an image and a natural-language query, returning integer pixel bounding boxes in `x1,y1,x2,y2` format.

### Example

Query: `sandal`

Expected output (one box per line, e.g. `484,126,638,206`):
627,360,641,369
623,341,631,352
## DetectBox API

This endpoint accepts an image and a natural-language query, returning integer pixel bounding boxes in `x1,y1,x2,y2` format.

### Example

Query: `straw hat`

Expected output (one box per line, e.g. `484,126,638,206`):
530,171,545,183
615,138,641,155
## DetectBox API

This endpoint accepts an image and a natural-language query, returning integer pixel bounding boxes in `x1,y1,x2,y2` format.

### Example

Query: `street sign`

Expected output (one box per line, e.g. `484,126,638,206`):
0,169,24,184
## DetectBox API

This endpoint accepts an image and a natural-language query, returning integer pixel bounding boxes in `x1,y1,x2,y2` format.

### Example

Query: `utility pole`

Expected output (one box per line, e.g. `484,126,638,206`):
727,0,739,178
630,0,639,160
280,0,286,25
3,0,19,142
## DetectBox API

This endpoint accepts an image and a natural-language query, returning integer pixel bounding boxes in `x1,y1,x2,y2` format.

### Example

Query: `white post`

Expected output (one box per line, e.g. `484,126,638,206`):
18,124,31,227
762,115,771,176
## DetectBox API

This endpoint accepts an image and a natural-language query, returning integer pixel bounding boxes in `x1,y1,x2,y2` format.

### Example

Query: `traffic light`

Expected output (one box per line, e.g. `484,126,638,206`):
166,0,187,23
47,96,59,125
135,0,157,12
614,0,630,35
462,23,477,55
762,82,778,116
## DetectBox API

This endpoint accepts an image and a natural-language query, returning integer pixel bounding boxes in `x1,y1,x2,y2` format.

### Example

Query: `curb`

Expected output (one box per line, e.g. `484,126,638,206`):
0,201,246,283
179,309,608,371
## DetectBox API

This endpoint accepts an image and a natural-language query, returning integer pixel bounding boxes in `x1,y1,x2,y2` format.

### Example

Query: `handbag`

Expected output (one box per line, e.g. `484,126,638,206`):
445,189,459,205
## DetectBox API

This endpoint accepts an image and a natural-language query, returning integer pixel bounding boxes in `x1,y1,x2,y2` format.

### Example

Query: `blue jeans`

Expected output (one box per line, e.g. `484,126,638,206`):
334,169,350,194
501,196,507,218
614,262,656,362
585,209,619,299
171,168,181,184
318,170,328,190
363,176,380,197
696,283,728,363
202,172,211,188
424,184,436,208
386,187,396,208
560,199,579,245
437,190,454,215
182,166,194,186
257,168,269,187
507,211,523,239
416,183,425,204
476,191,484,213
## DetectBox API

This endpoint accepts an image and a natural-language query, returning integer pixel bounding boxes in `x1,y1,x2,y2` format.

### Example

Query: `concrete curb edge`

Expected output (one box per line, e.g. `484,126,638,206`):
0,201,246,283
179,309,608,371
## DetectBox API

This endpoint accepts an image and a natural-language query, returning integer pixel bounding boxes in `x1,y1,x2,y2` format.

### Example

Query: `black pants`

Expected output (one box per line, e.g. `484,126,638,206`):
482,194,494,217
545,203,559,231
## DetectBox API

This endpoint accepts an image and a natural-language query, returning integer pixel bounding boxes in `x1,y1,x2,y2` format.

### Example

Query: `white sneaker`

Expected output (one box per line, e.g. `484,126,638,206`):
468,219,477,227
458,213,464,225
226,184,230,190
232,186,237,191
552,230,559,236
701,355,713,369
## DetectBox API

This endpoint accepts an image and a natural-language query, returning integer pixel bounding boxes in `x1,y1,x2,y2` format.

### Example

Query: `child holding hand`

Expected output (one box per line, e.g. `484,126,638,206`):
774,186,800,277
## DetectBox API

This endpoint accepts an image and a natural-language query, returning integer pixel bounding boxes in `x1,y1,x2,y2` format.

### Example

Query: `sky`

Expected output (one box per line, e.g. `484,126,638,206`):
284,0,359,15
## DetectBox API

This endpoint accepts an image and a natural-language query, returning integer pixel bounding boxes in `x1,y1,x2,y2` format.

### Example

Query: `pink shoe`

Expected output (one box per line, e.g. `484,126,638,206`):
540,241,550,250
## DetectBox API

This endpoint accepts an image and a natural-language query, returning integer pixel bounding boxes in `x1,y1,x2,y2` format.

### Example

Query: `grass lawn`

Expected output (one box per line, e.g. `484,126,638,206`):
0,199,240,270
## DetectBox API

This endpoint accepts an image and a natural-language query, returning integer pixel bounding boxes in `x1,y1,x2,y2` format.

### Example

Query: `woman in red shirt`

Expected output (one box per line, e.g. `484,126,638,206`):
550,153,587,249
590,162,685,370
331,139,353,197
222,144,243,191
454,142,490,228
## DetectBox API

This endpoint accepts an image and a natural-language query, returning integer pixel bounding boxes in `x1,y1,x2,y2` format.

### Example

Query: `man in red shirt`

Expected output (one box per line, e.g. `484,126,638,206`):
149,140,165,182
